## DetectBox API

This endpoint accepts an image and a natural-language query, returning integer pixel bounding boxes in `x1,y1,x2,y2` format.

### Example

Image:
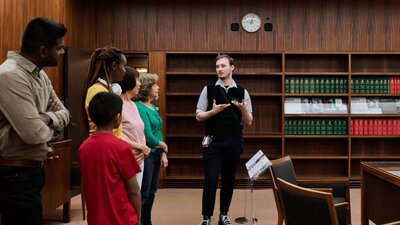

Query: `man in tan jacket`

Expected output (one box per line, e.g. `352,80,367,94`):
0,17,70,225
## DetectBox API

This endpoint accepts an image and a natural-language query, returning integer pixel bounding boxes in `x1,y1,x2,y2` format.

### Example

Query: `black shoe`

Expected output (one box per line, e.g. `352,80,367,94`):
218,215,232,225
199,219,211,225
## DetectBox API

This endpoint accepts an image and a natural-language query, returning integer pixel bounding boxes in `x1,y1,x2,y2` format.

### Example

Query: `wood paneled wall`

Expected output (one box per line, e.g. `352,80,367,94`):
67,0,400,52
2,0,400,96
0,0,68,97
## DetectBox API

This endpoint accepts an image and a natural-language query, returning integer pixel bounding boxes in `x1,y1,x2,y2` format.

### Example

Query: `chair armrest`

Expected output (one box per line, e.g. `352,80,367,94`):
310,187,333,194
298,179,349,200
334,202,349,210
382,221,400,225
298,179,348,185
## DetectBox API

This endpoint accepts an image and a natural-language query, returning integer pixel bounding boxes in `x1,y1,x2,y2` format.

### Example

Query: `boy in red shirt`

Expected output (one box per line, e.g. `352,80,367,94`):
79,92,141,225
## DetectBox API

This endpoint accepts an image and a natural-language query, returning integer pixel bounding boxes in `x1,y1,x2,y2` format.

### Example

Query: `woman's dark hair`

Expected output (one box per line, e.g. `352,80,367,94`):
117,66,140,94
135,73,158,102
81,46,124,135
88,92,122,127
20,17,67,54
83,46,125,93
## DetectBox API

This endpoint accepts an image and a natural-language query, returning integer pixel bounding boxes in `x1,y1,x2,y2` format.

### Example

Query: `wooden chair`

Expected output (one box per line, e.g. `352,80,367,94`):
383,222,400,225
269,156,351,225
276,178,349,225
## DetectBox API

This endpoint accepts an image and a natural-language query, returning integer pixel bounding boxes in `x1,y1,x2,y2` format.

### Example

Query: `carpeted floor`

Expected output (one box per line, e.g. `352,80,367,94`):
44,188,362,225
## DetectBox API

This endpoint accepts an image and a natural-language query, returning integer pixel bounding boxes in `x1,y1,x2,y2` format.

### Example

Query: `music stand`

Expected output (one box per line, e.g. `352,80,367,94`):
235,150,271,224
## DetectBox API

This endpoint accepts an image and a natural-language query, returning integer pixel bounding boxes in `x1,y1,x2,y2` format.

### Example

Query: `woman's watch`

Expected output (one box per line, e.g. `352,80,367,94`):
160,149,167,154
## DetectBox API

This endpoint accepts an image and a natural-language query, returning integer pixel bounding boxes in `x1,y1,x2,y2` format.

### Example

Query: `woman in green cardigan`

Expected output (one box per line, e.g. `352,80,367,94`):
135,73,168,225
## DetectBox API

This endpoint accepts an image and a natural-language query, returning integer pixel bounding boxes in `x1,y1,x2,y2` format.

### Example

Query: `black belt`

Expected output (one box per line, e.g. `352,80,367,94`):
0,158,44,168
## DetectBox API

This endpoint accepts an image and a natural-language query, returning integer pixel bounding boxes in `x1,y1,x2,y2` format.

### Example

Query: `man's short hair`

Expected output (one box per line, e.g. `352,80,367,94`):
88,92,122,127
216,54,234,66
20,17,67,53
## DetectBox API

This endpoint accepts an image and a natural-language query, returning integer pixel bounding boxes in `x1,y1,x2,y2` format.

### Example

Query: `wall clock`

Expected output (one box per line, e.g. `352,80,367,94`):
241,13,261,33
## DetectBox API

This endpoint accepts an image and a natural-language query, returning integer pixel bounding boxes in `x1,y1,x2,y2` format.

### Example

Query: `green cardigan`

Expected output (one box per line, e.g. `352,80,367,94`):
136,101,164,152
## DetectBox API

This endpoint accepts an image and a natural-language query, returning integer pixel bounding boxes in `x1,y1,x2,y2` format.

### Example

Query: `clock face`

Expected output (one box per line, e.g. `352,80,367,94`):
241,13,261,33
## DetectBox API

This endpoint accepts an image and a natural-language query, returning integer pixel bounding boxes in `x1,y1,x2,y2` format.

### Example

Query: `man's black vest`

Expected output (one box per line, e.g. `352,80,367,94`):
205,84,245,136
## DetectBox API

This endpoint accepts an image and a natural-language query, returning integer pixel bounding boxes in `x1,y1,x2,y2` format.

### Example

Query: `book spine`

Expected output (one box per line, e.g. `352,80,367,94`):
285,77,290,93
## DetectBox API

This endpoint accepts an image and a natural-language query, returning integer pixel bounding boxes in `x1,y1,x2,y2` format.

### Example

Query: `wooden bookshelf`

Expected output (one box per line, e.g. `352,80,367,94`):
159,52,400,188
163,52,282,187
349,53,400,184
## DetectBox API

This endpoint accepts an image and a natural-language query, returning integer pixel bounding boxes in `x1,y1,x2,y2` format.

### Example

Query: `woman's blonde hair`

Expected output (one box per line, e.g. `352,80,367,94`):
135,73,158,102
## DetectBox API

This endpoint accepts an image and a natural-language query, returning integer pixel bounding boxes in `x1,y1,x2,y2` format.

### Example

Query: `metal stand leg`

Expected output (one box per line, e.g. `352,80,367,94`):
250,180,258,224
235,178,249,224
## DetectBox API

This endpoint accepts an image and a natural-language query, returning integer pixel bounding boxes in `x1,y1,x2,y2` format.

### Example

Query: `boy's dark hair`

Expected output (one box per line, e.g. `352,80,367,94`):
88,92,122,127
20,17,67,54
117,66,140,94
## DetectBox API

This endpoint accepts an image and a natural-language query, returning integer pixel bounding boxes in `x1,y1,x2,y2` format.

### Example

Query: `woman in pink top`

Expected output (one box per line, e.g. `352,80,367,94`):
117,67,150,188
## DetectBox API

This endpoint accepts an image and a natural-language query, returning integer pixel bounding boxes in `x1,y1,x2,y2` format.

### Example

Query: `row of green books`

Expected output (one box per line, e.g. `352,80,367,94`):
285,77,347,94
351,77,389,94
284,119,348,135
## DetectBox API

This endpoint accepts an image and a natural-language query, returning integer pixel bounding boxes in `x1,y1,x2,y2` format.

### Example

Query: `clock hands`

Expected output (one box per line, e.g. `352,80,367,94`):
241,13,261,32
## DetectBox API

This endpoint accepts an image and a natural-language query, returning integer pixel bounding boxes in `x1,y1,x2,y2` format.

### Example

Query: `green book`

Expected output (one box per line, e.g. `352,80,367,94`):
360,78,365,94
320,78,325,93
287,120,293,135
290,77,295,94
333,120,339,135
379,79,384,94
321,120,327,135
354,78,360,94
331,77,336,93
285,78,290,93
299,120,305,135
292,120,298,135
299,77,304,93
325,78,330,93
342,120,347,135
369,79,375,94
327,120,333,135
310,119,315,135
304,78,309,94
374,78,380,94
383,78,389,94
295,77,300,94
365,78,371,94
315,78,320,94
351,79,354,94
339,78,344,93
315,120,321,135
309,78,315,94
305,120,311,135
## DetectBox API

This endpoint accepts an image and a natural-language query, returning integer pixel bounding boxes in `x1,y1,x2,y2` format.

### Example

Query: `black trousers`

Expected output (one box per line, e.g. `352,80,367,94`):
141,149,161,225
202,134,242,217
0,165,45,225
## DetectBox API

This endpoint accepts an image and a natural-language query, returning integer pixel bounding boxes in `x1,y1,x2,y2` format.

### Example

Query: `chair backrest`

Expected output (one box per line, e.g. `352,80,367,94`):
276,178,339,225
269,155,297,188
268,156,298,225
